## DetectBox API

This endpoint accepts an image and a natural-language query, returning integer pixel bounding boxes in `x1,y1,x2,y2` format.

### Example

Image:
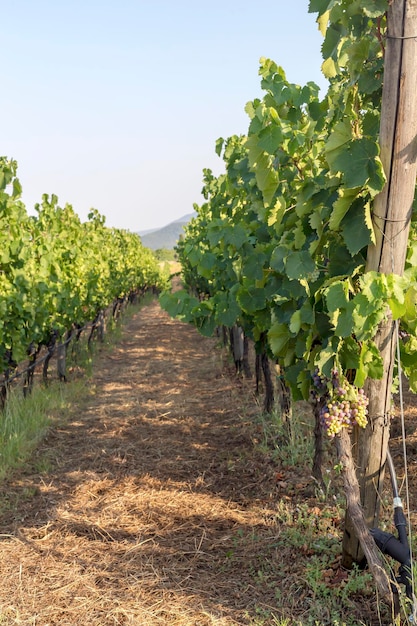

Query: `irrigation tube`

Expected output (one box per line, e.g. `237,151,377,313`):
371,449,416,619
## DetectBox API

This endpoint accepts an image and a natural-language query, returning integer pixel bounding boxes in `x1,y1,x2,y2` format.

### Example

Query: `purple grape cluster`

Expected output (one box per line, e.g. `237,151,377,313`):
311,369,327,397
312,369,369,438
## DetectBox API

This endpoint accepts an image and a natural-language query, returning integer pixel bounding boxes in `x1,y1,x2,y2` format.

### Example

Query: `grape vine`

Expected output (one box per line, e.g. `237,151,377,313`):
0,157,168,378
160,0,417,432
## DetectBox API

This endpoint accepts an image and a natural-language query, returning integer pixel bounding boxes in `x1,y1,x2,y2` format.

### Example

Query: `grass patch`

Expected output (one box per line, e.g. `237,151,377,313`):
242,399,392,625
0,382,71,482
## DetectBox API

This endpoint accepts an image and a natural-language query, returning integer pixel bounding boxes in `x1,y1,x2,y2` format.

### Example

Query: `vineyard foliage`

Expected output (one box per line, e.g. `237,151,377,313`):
160,0,417,426
0,158,168,374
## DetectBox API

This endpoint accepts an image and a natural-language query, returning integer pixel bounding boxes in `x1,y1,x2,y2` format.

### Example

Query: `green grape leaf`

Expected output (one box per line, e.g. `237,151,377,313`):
268,196,286,228
366,156,386,196
314,338,340,378
341,200,373,256
12,178,22,198
270,245,288,273
257,125,283,154
285,250,315,280
386,273,408,319
322,22,343,64
237,286,267,314
290,310,302,334
339,336,361,371
325,281,350,312
198,252,218,278
244,101,257,120
322,57,338,78
246,136,278,205
347,38,370,69
358,69,383,96
268,322,292,356
241,251,267,281
334,302,355,337
352,294,387,340
333,138,379,188
360,272,388,303
325,121,352,171
354,341,383,387
196,314,216,337
406,368,417,393
213,291,240,327
362,0,387,17
290,301,314,334
215,137,224,157
223,223,248,249
326,240,364,278
285,361,309,401
404,284,417,323
329,188,361,230
308,0,333,15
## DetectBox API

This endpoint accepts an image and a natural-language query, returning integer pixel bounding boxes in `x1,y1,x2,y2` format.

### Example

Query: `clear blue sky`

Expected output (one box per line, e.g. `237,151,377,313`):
3,1,328,232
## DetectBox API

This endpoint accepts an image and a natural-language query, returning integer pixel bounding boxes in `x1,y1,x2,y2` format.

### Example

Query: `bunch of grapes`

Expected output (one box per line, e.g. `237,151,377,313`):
312,369,369,438
311,369,327,397
349,388,368,430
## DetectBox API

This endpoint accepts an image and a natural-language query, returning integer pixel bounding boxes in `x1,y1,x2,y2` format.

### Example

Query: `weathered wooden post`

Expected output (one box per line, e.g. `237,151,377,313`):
342,0,417,567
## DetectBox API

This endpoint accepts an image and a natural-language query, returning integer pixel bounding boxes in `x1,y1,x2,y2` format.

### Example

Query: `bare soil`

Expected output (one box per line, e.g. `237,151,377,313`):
0,298,415,625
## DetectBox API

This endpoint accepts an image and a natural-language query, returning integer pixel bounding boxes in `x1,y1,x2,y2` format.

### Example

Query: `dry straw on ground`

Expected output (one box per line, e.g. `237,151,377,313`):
0,301,283,625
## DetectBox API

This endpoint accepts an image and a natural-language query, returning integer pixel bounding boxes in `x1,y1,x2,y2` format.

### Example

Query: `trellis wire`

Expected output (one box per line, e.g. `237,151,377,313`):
395,318,417,619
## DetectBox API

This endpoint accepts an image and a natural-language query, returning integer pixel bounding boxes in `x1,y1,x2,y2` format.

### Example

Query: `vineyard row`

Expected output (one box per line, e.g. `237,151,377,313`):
0,157,168,403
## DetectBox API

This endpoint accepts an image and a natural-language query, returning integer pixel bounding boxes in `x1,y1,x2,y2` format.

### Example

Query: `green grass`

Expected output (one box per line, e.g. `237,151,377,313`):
245,399,397,626
0,381,70,481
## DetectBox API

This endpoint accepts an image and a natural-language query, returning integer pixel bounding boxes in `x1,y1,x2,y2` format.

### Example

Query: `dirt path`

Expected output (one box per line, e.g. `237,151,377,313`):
1,298,416,625
0,300,284,626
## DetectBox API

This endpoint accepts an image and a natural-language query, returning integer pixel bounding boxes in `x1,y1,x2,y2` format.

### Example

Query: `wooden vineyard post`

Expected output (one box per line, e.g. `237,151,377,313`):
342,0,417,567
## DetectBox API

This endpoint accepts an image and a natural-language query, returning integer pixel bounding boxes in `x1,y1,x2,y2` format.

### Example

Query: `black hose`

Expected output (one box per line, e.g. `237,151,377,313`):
371,448,412,601
386,449,409,549
371,528,409,565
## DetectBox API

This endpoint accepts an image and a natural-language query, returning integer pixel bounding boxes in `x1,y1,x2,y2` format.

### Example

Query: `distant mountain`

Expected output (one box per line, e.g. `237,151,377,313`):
139,212,196,250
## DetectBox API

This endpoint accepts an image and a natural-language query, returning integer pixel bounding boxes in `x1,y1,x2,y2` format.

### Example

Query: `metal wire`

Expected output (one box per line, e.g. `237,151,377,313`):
395,318,417,619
